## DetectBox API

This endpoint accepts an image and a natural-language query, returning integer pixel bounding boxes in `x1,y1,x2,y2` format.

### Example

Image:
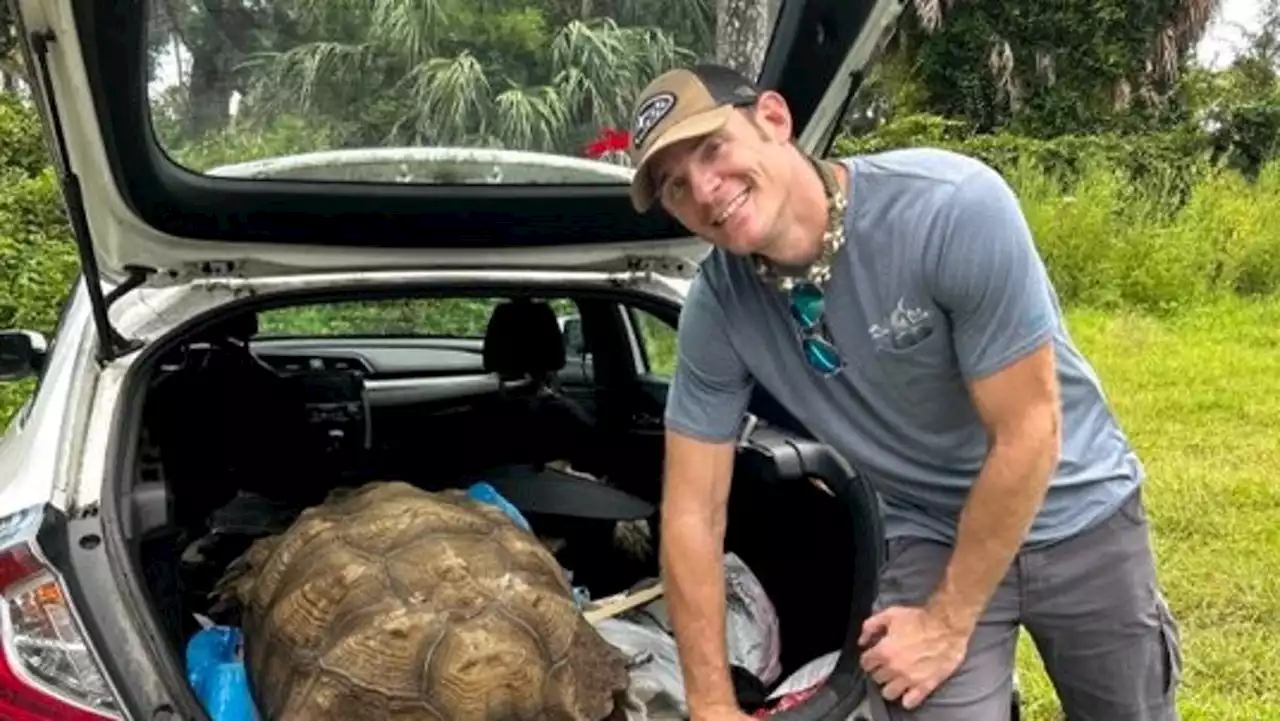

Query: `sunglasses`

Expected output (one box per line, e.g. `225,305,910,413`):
787,281,844,376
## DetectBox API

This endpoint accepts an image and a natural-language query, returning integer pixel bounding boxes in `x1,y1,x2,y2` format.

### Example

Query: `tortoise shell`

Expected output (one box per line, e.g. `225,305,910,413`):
212,481,632,721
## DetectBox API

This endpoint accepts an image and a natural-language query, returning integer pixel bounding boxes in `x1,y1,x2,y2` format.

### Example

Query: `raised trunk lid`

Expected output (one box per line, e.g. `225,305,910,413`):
12,0,904,359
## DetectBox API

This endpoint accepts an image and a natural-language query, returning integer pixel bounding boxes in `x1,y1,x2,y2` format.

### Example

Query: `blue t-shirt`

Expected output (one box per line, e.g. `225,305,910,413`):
664,148,1144,547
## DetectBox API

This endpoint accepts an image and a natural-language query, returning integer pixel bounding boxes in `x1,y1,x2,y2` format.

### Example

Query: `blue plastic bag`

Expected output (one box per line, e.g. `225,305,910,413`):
186,625,261,721
466,481,532,532
466,482,591,600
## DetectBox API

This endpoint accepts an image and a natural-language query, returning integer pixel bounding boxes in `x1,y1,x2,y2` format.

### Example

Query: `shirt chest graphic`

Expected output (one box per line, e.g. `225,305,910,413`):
868,296,937,352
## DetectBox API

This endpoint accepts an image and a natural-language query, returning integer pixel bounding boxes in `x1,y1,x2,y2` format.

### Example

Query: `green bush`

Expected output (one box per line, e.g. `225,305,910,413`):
155,115,341,173
839,104,1280,198
834,114,1217,209
1004,156,1280,313
0,167,79,430
835,113,1280,313
257,297,576,337
0,94,53,178
0,168,78,332
1206,99,1280,181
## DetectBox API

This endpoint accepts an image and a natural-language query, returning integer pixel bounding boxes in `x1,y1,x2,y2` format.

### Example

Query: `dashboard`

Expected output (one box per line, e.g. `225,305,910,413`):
251,337,484,375
247,336,588,407
143,328,599,489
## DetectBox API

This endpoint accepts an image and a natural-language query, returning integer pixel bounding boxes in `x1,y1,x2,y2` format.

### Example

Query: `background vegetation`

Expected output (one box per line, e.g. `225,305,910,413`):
2,0,1279,718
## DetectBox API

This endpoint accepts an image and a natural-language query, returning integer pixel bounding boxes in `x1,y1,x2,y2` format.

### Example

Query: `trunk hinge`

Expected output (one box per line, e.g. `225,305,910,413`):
29,30,152,363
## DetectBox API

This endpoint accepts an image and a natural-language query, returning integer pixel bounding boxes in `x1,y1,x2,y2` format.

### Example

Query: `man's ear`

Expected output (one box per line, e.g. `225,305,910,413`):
753,90,793,142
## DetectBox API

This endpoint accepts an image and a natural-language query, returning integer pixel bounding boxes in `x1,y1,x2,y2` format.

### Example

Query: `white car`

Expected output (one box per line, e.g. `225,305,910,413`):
0,1,1024,720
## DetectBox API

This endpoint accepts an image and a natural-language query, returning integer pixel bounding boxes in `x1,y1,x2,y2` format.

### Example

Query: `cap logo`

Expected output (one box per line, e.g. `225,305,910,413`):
631,92,676,148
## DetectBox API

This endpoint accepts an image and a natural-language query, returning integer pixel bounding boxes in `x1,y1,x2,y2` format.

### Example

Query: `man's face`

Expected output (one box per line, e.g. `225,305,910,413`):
647,93,794,256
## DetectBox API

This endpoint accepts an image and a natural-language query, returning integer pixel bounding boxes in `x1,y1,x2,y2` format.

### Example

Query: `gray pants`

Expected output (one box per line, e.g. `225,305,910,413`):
864,489,1183,721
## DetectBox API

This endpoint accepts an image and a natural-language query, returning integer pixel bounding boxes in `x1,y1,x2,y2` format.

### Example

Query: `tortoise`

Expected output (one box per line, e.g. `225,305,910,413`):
211,480,633,721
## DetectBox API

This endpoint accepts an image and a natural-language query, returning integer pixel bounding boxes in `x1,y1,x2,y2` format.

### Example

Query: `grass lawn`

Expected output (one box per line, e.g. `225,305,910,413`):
1013,297,1280,720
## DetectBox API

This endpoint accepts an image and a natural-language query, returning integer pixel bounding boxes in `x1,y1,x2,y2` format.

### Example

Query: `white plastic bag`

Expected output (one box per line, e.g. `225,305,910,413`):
723,552,783,685
630,552,782,686
763,650,872,721
767,650,838,699
595,618,688,717
596,550,783,719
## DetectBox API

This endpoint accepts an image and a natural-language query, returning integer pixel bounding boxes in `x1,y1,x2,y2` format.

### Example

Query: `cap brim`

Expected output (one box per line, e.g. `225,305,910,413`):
629,105,736,213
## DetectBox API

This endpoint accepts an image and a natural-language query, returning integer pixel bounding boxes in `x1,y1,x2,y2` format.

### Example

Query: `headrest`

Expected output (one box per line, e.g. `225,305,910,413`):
483,300,566,379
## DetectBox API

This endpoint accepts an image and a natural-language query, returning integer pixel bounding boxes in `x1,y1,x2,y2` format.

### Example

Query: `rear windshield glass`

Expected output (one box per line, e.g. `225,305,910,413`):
144,0,781,185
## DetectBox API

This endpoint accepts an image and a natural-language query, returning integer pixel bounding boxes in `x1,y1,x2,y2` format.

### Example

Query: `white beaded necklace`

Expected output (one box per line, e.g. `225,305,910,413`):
751,156,848,292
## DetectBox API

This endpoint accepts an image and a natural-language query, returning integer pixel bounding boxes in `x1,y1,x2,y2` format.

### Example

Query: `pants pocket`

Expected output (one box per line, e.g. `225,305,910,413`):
1156,591,1183,698
873,537,945,611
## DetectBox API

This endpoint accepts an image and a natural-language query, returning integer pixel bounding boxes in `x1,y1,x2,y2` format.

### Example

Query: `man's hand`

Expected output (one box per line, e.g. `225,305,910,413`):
857,605,972,710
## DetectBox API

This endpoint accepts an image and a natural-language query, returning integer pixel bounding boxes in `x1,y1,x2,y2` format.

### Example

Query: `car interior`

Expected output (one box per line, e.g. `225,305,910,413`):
122,288,865,703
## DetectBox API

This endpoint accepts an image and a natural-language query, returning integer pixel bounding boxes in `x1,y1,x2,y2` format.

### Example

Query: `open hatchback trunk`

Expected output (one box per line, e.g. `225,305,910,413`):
116,283,886,721
2,0,908,719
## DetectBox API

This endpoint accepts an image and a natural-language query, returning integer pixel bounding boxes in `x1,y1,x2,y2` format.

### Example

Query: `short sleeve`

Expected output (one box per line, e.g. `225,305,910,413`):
663,274,755,442
929,164,1058,382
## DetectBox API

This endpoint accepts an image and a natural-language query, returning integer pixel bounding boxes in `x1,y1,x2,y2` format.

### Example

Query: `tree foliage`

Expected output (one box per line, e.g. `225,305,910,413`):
146,0,735,163
860,0,1221,136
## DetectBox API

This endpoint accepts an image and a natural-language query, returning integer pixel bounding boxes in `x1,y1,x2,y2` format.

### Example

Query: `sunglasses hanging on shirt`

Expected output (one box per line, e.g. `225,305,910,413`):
752,156,848,377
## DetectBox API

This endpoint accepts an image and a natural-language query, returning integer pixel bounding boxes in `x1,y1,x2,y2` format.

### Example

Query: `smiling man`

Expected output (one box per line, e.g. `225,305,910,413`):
632,64,1183,721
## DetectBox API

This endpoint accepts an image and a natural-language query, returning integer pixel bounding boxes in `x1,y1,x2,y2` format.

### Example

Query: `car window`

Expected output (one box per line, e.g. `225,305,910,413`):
144,2,782,187
630,307,677,379
256,298,577,338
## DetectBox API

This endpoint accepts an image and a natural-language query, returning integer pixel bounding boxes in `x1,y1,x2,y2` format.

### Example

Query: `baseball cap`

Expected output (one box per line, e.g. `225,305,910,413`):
627,63,763,212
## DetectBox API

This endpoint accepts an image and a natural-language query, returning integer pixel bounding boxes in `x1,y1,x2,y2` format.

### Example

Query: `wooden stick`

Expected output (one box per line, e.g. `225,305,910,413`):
583,581,666,624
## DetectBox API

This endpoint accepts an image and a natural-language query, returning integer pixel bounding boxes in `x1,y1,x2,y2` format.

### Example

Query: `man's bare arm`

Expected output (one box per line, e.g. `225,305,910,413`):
660,429,740,718
926,341,1062,632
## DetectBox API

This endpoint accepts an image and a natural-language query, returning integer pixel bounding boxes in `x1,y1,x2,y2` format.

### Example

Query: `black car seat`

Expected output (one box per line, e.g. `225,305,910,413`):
475,298,599,469
144,312,316,524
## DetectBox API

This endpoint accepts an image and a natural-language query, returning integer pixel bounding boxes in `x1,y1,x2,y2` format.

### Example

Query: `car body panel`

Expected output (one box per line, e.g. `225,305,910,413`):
0,278,97,515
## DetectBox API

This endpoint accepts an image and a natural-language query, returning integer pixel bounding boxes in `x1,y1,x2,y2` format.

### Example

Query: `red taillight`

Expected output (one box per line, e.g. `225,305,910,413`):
0,506,122,720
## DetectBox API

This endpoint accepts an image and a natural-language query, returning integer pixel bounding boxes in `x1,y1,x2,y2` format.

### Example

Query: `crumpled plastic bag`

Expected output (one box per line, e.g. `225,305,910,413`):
725,551,783,685
595,618,687,718
185,624,262,721
627,552,782,685
767,650,839,700
466,481,533,531
756,651,871,721
596,552,783,717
